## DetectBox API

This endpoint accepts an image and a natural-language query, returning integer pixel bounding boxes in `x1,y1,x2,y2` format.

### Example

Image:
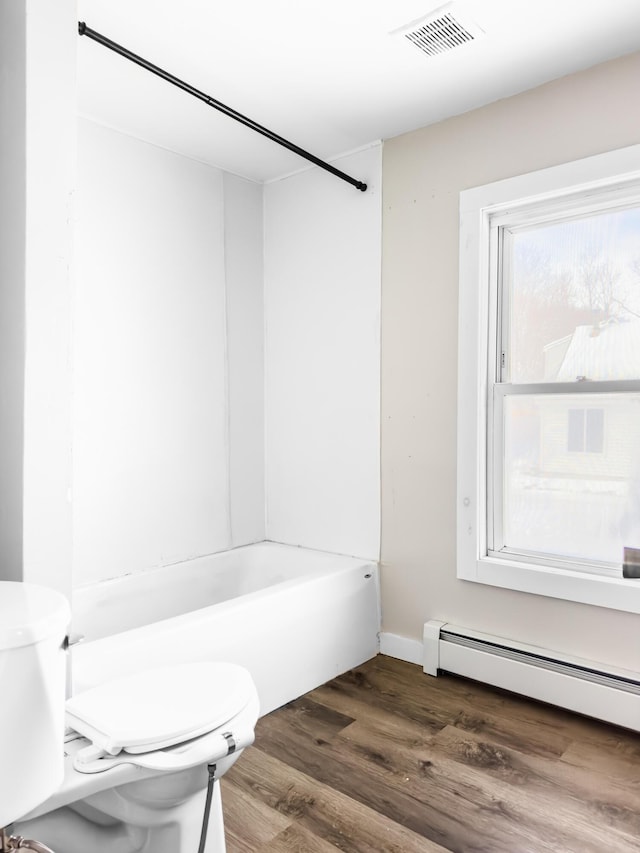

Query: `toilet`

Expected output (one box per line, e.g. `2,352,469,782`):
1,582,259,853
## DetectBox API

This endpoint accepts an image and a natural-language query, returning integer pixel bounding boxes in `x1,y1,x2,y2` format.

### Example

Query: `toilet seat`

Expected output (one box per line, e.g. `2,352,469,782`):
66,661,257,773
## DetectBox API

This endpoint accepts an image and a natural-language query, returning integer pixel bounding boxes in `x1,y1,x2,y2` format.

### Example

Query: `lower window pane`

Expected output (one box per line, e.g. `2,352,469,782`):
503,393,640,565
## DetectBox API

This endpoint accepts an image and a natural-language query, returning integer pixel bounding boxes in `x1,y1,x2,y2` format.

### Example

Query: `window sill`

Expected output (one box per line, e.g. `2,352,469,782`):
462,555,640,614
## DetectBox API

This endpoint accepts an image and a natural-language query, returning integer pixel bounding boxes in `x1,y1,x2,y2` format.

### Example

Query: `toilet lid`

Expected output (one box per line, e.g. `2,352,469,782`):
65,661,255,755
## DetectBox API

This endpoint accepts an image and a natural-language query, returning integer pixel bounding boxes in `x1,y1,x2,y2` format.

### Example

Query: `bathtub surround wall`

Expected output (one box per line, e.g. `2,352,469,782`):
381,51,640,672
74,120,230,583
264,145,382,560
224,173,266,549
0,0,76,596
72,123,380,588
74,121,264,585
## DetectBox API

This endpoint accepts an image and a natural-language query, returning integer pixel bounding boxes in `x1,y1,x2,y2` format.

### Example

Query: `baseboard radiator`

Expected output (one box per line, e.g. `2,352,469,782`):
423,620,640,732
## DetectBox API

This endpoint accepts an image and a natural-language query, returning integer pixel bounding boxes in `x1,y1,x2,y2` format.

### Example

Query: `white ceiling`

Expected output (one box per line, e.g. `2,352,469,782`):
76,0,640,184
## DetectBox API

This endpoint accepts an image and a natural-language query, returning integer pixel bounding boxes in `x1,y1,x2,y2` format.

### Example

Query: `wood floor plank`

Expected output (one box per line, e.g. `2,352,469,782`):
223,655,640,853
333,666,640,851
222,777,292,853
268,694,355,744
561,734,640,783
262,823,343,852
308,681,445,741
435,724,640,822
337,717,628,853
342,716,640,852
254,699,547,852
228,745,449,852
312,658,573,759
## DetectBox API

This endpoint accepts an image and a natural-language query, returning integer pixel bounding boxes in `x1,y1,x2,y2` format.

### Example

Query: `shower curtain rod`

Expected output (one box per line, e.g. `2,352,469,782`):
78,22,368,192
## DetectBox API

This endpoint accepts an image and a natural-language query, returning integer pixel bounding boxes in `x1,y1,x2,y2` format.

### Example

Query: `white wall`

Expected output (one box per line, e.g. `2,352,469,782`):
23,0,77,599
381,52,640,671
0,1,27,583
264,146,382,560
0,0,76,596
68,119,381,587
74,121,241,585
224,173,266,547
74,122,266,587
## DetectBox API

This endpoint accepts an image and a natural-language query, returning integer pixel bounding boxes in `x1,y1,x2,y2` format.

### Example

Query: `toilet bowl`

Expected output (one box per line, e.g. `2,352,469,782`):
1,582,259,853
14,660,260,853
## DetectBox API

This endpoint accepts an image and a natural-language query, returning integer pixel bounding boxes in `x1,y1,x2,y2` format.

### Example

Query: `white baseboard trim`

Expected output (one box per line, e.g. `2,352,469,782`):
379,632,423,666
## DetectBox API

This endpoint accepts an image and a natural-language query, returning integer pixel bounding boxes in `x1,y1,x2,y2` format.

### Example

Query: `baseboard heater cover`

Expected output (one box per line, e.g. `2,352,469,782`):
423,620,640,732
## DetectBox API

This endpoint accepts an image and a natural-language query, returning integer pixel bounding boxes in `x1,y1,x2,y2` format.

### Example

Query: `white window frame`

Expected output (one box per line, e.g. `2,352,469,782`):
458,144,640,614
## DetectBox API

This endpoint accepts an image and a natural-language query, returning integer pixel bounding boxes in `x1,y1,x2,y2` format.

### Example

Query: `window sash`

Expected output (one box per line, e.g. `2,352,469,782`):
491,193,640,387
489,182,640,233
488,380,640,571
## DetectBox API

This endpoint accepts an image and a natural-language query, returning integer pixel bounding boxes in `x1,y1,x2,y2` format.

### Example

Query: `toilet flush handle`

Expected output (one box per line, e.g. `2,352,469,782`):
62,633,85,702
62,633,85,651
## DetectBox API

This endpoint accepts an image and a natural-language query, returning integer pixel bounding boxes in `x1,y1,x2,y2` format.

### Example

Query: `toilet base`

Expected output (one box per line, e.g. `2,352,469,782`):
14,776,227,853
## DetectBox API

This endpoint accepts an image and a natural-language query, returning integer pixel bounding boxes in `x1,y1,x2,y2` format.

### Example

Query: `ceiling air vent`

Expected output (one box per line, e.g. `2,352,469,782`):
395,3,485,57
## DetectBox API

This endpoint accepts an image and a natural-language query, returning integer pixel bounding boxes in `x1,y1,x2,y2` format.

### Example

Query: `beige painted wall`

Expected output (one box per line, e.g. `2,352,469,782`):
381,51,640,671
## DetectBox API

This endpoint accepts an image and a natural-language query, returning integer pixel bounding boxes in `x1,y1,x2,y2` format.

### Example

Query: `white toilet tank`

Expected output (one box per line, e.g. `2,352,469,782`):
0,582,70,828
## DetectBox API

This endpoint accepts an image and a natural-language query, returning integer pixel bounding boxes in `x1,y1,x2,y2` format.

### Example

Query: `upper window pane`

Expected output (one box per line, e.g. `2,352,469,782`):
506,205,640,384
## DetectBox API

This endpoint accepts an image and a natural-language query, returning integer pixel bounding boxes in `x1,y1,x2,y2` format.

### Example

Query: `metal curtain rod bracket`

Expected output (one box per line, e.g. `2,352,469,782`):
78,22,367,192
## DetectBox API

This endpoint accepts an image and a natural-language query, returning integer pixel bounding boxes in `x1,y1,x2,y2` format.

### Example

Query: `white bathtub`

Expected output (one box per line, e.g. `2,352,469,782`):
70,542,380,715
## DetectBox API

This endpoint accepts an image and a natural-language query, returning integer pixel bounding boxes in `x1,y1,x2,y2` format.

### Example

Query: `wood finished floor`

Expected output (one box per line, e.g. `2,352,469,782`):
221,654,640,853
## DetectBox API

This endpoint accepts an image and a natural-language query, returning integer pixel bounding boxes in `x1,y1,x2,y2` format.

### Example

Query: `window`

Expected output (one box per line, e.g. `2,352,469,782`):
458,144,640,613
567,408,604,453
